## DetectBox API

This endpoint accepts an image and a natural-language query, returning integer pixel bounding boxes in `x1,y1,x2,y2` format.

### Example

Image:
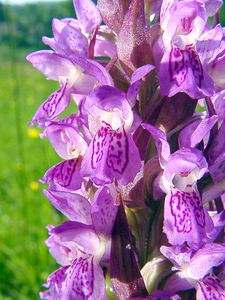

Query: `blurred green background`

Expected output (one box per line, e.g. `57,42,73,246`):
0,1,225,299
0,1,74,299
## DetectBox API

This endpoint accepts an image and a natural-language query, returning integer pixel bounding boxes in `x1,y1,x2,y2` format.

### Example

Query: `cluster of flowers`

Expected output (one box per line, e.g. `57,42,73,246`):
27,0,225,299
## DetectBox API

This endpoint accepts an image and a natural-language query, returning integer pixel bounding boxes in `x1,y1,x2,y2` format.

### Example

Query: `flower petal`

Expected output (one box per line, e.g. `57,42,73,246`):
160,47,214,98
163,272,193,294
160,0,178,33
164,148,208,186
212,90,225,120
127,64,155,107
203,0,223,16
91,186,118,236
131,64,155,85
208,121,225,165
43,189,92,224
81,123,141,185
47,221,99,260
73,0,102,34
160,244,192,269
163,186,212,247
40,266,68,300
187,243,225,280
26,50,76,83
196,274,225,300
41,158,82,191
62,254,106,300
197,25,224,66
54,22,89,61
85,59,114,86
178,115,218,148
142,123,170,167
30,84,71,127
42,115,88,160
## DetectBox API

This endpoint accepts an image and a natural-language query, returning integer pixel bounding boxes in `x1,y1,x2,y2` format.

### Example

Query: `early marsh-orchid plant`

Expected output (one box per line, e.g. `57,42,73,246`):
27,0,225,299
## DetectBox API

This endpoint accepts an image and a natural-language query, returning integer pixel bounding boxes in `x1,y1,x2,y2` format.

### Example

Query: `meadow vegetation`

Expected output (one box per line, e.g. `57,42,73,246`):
0,43,64,299
0,2,79,297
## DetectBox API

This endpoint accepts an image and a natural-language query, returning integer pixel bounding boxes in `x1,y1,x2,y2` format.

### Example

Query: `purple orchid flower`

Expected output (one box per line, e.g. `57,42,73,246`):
40,186,118,299
27,20,113,128
40,222,107,300
81,85,142,185
160,243,225,300
80,65,154,186
197,24,225,92
143,123,214,248
73,0,117,59
44,1,116,60
163,152,214,248
41,114,89,160
26,1,225,299
159,0,214,98
54,1,117,59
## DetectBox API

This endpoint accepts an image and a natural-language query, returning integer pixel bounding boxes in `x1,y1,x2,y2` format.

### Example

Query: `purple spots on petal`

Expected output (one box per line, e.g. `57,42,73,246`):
52,159,78,187
92,130,106,165
43,84,67,117
107,127,128,174
65,255,94,300
40,266,69,299
190,190,205,228
169,47,203,88
59,113,77,125
115,132,122,139
91,186,118,235
169,47,188,87
170,188,205,234
170,189,192,233
117,140,122,147
91,122,129,174
47,266,68,287
198,274,225,300
188,47,203,88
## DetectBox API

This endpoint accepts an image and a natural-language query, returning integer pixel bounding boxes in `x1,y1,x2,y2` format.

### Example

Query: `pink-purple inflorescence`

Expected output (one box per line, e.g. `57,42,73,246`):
27,0,225,299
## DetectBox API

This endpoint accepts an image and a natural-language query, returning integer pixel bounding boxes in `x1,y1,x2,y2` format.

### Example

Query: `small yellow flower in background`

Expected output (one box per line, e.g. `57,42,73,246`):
30,181,39,191
27,128,40,139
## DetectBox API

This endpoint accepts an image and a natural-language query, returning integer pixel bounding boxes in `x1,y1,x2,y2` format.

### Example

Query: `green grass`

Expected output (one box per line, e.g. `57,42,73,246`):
0,45,65,299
